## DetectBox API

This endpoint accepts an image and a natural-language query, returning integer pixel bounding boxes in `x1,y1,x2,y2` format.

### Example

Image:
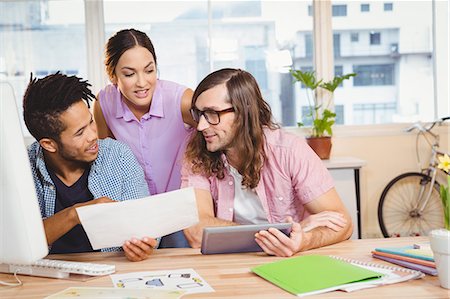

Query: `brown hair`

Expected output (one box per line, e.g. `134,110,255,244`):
185,68,279,189
104,29,157,81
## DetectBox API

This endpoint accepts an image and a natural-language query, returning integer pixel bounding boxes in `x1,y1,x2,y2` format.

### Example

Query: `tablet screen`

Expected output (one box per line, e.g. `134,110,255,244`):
201,223,292,254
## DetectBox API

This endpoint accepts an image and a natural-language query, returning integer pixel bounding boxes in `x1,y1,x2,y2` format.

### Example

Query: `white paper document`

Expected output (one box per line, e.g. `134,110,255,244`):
76,187,198,250
110,268,214,295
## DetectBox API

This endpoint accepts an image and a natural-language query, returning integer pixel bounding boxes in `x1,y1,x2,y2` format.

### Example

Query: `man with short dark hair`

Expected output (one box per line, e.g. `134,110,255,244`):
23,72,155,261
182,68,352,257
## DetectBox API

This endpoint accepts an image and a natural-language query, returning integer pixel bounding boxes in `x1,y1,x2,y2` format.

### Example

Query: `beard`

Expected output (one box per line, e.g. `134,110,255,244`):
56,140,97,167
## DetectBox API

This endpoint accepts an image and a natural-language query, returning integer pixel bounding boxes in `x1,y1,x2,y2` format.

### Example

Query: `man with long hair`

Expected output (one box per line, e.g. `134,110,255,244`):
23,72,156,261
182,68,352,257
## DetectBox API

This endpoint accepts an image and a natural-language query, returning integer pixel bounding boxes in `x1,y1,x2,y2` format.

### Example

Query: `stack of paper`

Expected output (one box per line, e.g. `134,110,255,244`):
372,245,437,276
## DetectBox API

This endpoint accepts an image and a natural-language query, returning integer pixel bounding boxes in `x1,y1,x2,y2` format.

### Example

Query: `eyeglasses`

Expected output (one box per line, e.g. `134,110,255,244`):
190,107,235,125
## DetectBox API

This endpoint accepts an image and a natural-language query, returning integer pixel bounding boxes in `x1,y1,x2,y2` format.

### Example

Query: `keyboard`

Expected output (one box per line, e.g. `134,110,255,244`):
0,259,116,279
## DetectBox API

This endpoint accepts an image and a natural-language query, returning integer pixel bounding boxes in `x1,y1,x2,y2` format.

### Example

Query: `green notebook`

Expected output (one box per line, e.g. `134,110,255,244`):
252,255,383,297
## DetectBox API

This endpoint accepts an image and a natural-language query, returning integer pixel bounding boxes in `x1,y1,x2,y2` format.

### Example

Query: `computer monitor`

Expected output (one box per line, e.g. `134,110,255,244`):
0,81,48,264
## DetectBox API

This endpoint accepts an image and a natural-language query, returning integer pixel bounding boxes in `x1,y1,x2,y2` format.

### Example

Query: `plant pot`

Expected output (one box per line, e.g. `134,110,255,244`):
430,229,450,289
306,137,332,160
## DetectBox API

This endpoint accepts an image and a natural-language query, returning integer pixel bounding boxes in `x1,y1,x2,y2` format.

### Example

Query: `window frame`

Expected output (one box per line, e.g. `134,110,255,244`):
352,64,395,86
384,2,393,11
369,32,381,45
360,4,370,12
332,4,347,17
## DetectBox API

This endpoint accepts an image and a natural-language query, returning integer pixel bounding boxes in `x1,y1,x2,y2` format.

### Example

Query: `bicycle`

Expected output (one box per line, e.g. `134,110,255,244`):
378,116,450,238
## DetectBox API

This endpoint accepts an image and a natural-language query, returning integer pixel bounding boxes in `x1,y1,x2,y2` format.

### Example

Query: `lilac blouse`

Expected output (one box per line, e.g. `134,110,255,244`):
98,80,192,195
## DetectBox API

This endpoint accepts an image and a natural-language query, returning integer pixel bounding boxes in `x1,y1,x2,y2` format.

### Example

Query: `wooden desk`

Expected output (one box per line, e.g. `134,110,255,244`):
0,237,446,298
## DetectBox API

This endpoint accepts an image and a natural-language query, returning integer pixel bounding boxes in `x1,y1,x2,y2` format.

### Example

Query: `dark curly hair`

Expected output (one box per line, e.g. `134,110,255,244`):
185,68,279,189
23,72,95,142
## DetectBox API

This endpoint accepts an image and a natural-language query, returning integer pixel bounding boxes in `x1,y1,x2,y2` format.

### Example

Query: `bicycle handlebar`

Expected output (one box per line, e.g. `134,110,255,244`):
404,116,450,133
405,123,425,133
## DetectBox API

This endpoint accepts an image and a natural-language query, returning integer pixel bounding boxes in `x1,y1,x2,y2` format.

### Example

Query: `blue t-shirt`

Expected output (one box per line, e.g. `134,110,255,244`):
49,166,99,254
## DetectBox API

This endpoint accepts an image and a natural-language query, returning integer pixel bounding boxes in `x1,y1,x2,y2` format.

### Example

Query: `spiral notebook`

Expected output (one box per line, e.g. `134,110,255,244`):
252,255,424,297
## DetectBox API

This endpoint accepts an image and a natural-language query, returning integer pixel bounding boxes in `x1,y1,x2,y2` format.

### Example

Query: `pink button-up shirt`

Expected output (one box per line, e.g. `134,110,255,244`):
98,80,192,195
181,128,334,223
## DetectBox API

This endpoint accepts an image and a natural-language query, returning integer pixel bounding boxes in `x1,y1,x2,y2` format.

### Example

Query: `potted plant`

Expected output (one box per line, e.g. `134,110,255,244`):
290,69,356,159
430,153,450,289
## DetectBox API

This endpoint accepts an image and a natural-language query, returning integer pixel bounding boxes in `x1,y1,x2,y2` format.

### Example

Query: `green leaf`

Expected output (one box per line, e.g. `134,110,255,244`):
321,73,357,92
441,176,450,230
290,69,322,90
290,69,356,137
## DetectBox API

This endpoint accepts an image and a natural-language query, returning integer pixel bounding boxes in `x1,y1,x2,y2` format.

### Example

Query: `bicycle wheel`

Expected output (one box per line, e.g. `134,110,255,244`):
378,172,443,238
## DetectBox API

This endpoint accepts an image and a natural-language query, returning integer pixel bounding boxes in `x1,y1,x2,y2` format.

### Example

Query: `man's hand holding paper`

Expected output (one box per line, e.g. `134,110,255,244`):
75,187,198,251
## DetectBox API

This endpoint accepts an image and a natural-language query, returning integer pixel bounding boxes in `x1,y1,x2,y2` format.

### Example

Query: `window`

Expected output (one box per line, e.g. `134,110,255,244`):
333,33,341,57
390,43,399,54
35,70,49,77
361,4,370,12
301,106,313,126
353,64,395,86
104,1,209,89
0,0,86,136
335,105,344,125
245,47,267,90
335,65,343,77
66,69,79,76
103,1,311,126
332,5,347,17
331,1,440,125
4,1,444,127
384,3,393,11
301,104,344,126
335,65,344,87
305,34,313,58
353,102,396,124
246,59,267,89
370,32,381,45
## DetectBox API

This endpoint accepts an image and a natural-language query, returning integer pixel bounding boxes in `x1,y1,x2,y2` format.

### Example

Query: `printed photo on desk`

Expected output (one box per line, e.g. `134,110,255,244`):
110,268,214,295
251,255,424,297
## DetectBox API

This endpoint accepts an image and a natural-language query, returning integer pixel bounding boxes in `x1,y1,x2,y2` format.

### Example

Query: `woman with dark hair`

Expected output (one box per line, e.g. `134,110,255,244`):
94,29,196,248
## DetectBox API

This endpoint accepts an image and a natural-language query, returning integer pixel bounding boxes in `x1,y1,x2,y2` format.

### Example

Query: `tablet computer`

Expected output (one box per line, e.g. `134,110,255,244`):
200,223,292,254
